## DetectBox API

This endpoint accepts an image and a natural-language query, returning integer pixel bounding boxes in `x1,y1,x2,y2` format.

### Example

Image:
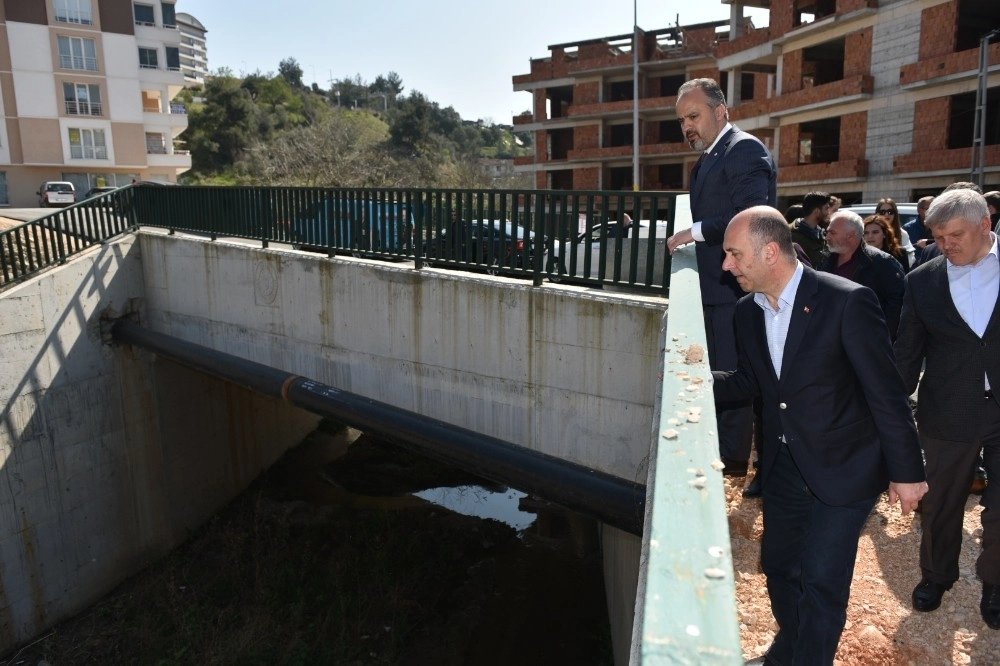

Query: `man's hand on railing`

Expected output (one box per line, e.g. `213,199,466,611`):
667,229,694,254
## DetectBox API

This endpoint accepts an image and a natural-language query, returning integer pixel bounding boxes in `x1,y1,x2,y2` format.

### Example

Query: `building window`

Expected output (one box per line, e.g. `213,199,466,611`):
58,36,98,71
68,128,108,159
63,83,103,116
133,3,155,26
0,173,8,206
165,46,180,71
162,2,176,28
145,133,166,154
54,0,93,25
138,47,158,69
797,117,841,164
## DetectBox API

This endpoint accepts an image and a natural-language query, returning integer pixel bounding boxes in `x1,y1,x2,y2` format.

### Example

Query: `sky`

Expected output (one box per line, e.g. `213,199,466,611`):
178,0,769,124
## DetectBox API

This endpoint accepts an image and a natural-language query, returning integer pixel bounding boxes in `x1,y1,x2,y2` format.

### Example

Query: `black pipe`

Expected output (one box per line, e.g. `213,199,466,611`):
112,320,646,535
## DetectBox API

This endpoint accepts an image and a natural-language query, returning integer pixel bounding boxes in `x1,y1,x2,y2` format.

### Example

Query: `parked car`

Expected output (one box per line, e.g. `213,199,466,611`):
37,181,76,207
843,202,919,227
423,219,539,271
291,198,412,253
83,186,118,200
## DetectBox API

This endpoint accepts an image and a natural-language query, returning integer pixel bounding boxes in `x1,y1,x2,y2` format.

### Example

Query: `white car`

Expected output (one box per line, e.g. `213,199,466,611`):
550,194,690,280
37,181,77,207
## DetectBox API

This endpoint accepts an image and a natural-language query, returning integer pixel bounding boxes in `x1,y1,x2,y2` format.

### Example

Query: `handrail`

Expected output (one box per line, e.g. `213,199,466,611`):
0,187,137,290
1,185,684,296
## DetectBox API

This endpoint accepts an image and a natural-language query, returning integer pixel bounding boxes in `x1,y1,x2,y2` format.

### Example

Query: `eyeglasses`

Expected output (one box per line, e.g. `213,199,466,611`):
877,208,895,215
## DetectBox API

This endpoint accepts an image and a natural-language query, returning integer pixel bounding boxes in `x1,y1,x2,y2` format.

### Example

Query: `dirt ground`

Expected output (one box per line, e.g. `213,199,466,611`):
726,475,1000,664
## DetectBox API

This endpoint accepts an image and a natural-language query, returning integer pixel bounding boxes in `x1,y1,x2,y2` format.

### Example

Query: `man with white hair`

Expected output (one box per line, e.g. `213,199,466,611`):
818,210,906,339
895,187,1000,630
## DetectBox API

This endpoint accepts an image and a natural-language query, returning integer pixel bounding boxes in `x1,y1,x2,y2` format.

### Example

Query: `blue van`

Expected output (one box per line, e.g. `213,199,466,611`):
292,197,413,253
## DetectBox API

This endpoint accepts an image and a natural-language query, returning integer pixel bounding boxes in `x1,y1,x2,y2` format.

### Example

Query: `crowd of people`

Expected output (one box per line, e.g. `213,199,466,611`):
666,76,1000,666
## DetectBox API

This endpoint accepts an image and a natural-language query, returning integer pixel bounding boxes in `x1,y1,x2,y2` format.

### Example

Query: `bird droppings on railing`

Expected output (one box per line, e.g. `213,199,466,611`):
661,428,679,439
704,567,727,580
685,625,701,637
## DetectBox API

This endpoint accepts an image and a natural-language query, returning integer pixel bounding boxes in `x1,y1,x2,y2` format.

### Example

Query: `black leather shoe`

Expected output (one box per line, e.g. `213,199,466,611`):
743,474,762,498
982,584,1000,629
912,579,951,612
721,457,748,477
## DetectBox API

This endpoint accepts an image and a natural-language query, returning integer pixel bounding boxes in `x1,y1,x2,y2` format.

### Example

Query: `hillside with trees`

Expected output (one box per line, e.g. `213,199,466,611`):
176,58,533,189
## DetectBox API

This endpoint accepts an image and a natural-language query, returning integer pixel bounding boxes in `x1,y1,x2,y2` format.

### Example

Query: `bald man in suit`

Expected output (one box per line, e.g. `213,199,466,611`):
714,206,926,664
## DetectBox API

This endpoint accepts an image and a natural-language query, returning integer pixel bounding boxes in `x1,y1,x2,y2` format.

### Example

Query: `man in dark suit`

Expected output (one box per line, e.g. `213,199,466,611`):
713,206,927,665
894,187,1000,630
817,210,905,338
667,78,777,479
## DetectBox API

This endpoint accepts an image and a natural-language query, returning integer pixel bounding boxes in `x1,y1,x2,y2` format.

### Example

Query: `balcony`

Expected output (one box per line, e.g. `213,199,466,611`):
899,43,1000,88
730,75,873,122
146,151,192,169
778,158,868,184
64,100,103,116
894,146,1000,174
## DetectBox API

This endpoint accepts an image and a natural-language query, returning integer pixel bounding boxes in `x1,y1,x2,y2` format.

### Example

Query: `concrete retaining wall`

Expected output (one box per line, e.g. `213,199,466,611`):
0,235,318,652
138,232,668,483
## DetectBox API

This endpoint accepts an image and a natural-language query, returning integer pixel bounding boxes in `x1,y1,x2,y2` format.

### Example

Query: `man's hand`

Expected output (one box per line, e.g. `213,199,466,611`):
668,228,694,254
888,481,928,515
914,239,929,249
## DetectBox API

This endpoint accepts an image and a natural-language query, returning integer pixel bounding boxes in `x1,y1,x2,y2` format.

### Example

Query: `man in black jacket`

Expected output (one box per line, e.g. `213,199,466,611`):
818,210,906,339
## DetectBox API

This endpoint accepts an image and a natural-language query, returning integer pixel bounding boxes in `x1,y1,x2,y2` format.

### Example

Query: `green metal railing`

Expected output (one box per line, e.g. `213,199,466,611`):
1,185,684,294
0,186,137,289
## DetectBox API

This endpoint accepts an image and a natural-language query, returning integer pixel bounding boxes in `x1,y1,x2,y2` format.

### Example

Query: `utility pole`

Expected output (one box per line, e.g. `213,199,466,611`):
632,0,640,193
971,28,999,189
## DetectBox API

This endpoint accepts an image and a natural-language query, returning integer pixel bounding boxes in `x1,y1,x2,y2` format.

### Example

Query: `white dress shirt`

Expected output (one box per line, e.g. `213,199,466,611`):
947,232,999,389
754,262,804,379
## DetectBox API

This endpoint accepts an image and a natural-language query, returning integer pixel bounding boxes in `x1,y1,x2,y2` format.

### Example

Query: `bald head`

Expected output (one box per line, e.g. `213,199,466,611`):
722,206,799,302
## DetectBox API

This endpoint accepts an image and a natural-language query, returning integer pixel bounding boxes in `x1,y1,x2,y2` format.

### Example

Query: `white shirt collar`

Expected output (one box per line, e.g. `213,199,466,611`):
705,122,733,155
945,232,999,272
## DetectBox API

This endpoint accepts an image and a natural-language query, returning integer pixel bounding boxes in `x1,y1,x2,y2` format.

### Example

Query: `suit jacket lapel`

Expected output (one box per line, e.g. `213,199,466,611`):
779,269,819,383
698,127,736,183
750,304,779,385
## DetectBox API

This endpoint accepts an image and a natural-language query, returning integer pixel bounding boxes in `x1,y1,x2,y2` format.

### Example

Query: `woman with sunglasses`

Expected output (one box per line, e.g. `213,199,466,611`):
863,215,908,271
875,198,915,271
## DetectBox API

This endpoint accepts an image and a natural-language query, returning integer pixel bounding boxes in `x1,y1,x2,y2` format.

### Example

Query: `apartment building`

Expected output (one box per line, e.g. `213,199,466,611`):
512,0,999,207
175,11,206,86
0,0,193,206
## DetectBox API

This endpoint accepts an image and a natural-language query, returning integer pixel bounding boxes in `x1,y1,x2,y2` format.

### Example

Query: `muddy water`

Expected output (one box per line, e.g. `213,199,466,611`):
279,425,614,665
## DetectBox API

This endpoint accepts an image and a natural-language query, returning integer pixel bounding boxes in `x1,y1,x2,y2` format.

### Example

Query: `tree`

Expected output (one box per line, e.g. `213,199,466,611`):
239,111,395,187
181,74,258,174
278,57,304,89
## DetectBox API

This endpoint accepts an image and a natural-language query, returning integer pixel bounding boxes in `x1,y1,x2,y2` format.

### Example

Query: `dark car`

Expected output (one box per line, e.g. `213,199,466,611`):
423,219,539,271
84,186,118,200
291,198,411,254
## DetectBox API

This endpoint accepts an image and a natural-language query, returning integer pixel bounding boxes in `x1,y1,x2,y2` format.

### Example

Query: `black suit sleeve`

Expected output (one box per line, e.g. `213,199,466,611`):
893,274,927,395
842,286,924,483
699,139,775,245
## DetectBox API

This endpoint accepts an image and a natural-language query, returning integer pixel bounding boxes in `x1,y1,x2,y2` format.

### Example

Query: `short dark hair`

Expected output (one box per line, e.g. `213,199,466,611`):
801,191,831,217
984,191,1000,211
747,207,796,259
677,78,727,109
783,204,803,224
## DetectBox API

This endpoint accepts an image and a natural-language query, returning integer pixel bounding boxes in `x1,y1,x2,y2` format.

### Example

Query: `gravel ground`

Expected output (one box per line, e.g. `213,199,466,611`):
727,476,1000,664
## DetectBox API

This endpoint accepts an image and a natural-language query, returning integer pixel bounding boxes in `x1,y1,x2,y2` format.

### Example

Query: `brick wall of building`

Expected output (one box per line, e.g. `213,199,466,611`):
575,167,600,190
839,111,868,161
844,29,872,77
783,49,804,94
574,81,600,106
913,97,950,152
575,124,600,151
770,0,797,40
918,0,958,61
779,124,801,168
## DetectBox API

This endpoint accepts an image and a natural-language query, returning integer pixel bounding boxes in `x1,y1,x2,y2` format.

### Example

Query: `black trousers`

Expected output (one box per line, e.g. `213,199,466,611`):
704,302,753,463
919,393,1000,586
